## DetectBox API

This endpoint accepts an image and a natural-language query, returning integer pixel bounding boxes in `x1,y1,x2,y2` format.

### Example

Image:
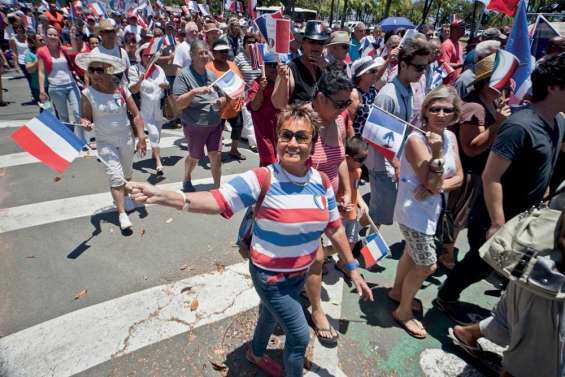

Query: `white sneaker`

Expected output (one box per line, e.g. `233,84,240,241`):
124,196,136,212
119,212,132,230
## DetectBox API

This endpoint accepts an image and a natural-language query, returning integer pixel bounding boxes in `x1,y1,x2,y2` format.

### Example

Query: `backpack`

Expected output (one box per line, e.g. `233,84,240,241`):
479,187,565,300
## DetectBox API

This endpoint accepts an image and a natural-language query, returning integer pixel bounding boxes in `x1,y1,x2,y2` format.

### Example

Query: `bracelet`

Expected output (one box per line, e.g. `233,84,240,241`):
176,190,190,211
430,158,444,170
345,260,360,271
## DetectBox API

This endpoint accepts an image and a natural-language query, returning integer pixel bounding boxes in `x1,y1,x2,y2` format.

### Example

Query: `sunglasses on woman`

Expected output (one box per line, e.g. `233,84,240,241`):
326,95,352,110
428,106,455,114
408,62,427,72
352,154,367,163
278,129,312,144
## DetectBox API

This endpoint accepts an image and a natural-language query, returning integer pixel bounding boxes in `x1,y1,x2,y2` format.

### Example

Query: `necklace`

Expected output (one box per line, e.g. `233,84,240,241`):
280,166,308,187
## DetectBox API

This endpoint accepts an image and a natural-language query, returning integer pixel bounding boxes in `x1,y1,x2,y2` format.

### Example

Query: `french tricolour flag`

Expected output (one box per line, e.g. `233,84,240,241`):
11,111,86,173
489,49,519,92
362,106,407,160
87,2,107,17
164,34,175,47
249,43,265,69
225,0,235,12
359,36,376,58
255,15,291,54
505,0,532,104
359,230,390,268
214,70,245,99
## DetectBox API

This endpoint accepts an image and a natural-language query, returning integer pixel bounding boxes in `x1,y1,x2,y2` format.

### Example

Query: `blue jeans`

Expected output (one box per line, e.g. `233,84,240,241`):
250,262,310,377
48,83,85,142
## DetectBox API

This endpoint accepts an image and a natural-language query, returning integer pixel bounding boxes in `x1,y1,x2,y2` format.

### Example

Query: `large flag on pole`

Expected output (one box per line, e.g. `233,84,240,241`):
530,14,562,60
505,0,531,104
362,106,408,160
11,111,86,173
486,0,519,16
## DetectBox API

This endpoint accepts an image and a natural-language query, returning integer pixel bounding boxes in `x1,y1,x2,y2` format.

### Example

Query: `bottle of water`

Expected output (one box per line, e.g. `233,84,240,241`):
40,100,54,114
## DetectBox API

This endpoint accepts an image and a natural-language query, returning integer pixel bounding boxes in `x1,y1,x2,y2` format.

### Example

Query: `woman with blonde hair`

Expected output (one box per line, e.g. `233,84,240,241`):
389,85,463,338
126,104,373,377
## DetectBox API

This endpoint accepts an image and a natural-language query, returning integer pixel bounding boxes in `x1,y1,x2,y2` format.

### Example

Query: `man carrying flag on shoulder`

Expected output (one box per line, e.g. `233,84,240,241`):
368,37,431,228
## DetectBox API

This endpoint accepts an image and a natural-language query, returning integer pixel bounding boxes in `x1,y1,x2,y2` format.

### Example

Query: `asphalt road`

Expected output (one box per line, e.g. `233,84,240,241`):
0,70,500,377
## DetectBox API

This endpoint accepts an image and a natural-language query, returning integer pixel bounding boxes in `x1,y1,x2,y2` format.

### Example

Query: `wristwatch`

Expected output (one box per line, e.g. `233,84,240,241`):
176,190,190,211
345,260,360,271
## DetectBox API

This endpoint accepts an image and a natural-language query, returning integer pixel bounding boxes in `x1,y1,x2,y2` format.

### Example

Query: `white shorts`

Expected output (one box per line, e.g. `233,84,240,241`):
97,141,134,187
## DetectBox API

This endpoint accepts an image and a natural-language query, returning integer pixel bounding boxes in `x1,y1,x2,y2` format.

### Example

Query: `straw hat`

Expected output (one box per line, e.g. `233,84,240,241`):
75,51,127,74
327,31,351,46
473,52,496,83
98,18,117,32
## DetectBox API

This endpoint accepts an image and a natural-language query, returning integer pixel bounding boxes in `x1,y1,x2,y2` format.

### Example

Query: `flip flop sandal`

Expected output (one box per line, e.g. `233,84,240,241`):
449,327,483,358
246,349,284,377
392,313,427,339
314,325,339,347
387,289,424,313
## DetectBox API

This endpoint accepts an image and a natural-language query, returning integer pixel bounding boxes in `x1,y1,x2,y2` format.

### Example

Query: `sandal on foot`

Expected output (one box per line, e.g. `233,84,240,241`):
156,167,164,176
246,349,284,377
392,312,427,339
387,289,423,313
313,324,339,347
449,327,483,357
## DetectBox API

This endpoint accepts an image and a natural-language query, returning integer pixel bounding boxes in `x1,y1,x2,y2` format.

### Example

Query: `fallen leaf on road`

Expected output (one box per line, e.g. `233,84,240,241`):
190,299,199,311
215,263,225,273
53,177,62,182
140,228,146,236
180,264,189,271
25,255,37,259
74,289,87,300
209,360,228,372
165,218,173,224
181,286,192,294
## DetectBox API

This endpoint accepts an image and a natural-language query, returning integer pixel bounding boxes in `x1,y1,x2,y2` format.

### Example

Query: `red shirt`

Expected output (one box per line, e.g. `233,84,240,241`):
439,38,462,83
43,10,64,32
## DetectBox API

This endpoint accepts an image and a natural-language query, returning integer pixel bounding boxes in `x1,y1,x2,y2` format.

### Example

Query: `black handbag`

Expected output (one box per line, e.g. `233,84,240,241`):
435,193,455,248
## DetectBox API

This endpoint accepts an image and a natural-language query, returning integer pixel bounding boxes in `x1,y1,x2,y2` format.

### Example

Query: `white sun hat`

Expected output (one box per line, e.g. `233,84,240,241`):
75,51,127,75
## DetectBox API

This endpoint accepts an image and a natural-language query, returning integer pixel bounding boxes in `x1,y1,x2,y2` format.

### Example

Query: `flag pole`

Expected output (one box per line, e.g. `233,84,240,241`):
369,105,426,134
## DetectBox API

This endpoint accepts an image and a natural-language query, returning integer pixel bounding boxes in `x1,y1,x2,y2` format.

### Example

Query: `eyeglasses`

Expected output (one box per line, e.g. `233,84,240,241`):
428,106,455,114
408,62,427,72
88,67,106,74
278,129,312,144
352,154,367,163
325,94,352,110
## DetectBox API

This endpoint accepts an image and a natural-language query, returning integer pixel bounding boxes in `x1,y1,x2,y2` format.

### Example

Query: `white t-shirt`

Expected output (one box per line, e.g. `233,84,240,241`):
3,25,15,41
128,63,167,103
92,45,131,70
14,38,29,65
172,41,191,69
48,55,73,86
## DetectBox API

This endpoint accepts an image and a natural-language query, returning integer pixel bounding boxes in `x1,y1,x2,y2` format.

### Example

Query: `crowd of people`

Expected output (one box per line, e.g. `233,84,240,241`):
2,2,565,376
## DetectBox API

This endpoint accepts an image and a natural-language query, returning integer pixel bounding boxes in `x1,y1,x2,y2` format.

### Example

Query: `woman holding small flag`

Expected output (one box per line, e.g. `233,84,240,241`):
390,86,463,338
75,51,147,231
129,42,169,176
126,104,373,377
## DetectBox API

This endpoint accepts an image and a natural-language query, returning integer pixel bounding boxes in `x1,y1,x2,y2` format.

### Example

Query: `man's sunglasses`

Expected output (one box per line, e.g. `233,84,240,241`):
278,129,312,144
88,67,107,74
408,62,427,72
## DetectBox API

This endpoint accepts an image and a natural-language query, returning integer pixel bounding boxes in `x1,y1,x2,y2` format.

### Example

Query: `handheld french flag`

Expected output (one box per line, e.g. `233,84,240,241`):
255,15,291,54
489,49,520,93
358,228,390,268
249,43,265,70
359,36,377,58
146,37,165,55
164,33,176,47
11,111,86,173
247,0,256,18
224,0,235,12
186,0,198,12
429,62,455,90
362,106,408,160
505,0,532,104
198,3,210,16
87,2,107,18
213,70,245,99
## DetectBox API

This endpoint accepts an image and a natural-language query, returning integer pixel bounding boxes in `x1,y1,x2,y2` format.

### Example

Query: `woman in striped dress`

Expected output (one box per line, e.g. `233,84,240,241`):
127,104,373,377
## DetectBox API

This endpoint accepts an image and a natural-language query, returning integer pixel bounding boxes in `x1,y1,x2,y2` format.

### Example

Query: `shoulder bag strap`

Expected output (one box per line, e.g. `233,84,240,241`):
253,167,272,217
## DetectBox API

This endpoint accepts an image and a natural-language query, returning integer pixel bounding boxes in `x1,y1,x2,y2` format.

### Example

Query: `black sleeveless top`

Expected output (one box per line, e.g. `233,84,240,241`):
288,57,322,105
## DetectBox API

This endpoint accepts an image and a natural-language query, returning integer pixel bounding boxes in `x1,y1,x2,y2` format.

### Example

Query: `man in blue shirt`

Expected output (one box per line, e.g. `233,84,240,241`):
348,22,365,62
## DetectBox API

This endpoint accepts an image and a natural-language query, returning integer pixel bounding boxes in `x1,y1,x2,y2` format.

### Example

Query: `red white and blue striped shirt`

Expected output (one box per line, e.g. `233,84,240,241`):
211,164,342,272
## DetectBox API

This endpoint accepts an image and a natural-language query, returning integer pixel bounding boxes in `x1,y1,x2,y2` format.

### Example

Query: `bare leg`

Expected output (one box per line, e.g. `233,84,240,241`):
390,244,414,300
305,247,337,340
184,155,198,182
453,324,482,348
111,185,126,213
208,151,222,188
152,147,162,170
230,139,240,155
